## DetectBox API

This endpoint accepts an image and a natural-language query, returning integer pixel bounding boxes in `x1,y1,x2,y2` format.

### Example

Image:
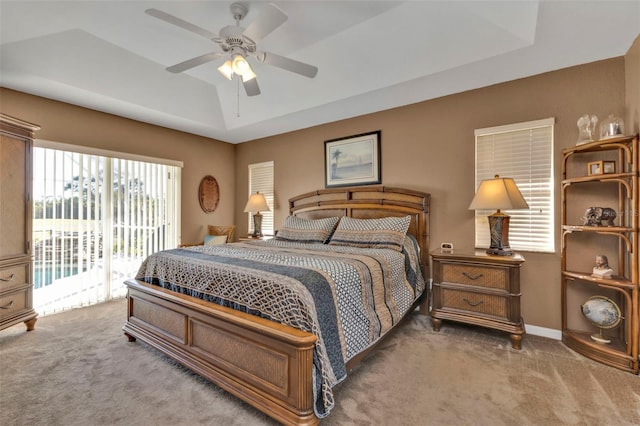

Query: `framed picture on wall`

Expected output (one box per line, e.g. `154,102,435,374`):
324,130,381,188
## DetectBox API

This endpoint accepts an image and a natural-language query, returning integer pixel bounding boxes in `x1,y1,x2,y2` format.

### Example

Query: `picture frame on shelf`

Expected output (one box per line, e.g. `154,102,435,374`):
324,131,381,188
603,161,616,174
587,160,615,176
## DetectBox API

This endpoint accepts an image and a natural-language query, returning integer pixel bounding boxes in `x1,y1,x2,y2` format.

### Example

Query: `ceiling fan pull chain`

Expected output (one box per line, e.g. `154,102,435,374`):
237,76,241,118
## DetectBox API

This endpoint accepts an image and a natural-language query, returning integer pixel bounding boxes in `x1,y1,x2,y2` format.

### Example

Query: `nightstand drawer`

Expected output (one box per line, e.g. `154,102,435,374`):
0,288,29,319
0,262,30,292
441,263,508,290
441,288,508,318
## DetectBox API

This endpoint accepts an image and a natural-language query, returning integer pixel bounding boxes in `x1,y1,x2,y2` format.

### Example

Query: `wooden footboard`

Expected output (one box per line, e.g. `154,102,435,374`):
122,279,319,426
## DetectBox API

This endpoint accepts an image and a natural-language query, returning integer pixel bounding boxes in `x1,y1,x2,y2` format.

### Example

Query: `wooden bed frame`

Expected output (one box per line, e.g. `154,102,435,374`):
123,186,430,425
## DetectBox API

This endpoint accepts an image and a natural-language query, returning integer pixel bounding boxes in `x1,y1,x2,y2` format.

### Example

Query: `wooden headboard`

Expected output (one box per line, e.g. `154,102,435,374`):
289,185,431,281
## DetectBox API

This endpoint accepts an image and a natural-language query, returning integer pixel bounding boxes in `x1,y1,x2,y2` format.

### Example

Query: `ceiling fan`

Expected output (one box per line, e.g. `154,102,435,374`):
146,2,318,96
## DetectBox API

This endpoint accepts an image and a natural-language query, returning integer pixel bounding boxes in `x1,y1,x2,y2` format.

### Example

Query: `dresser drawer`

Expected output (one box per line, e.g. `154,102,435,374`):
0,262,30,292
440,288,508,319
0,287,29,319
441,262,508,290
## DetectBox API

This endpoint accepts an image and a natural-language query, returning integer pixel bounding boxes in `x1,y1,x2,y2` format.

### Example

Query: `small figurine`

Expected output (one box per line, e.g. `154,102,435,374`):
576,114,598,145
591,254,613,279
582,207,616,227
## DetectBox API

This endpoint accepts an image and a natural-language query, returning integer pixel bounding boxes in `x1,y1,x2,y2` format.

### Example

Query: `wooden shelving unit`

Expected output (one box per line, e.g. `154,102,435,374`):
561,134,639,374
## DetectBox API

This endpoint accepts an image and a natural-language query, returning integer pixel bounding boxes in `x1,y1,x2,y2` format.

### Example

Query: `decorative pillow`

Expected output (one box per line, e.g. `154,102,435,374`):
276,216,340,244
328,215,411,252
204,235,227,246
208,225,235,242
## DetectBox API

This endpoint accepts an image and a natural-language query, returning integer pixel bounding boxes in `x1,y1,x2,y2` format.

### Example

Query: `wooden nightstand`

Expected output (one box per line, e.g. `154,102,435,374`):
430,249,525,349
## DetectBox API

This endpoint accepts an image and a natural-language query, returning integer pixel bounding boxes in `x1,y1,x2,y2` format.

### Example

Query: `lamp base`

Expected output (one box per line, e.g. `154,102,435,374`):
487,212,514,256
251,212,264,238
486,247,515,256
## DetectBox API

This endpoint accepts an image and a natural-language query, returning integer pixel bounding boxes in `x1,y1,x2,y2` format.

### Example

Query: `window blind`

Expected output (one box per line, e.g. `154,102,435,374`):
248,161,274,235
474,118,555,253
32,145,181,314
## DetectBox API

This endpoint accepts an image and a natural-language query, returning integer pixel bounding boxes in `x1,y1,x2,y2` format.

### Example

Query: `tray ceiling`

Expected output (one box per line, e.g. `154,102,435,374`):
1,1,639,143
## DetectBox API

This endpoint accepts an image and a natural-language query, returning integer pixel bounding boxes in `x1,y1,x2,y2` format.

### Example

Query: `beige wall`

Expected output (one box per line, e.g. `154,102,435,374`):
235,57,628,330
626,35,640,135
0,88,236,245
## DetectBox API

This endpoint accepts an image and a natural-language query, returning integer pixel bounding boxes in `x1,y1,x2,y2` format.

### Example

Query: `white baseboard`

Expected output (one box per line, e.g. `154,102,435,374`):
526,324,562,340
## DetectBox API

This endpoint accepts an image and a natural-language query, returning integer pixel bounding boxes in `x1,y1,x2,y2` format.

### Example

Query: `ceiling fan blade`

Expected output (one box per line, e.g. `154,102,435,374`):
243,78,261,96
146,8,217,40
257,52,318,78
242,4,288,43
166,52,224,73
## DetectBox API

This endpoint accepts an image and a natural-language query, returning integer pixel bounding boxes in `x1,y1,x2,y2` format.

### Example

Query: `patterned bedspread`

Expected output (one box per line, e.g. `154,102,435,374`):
135,237,425,418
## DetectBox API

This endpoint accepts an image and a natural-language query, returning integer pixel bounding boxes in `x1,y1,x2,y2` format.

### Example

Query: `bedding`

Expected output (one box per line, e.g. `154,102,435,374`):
135,236,425,418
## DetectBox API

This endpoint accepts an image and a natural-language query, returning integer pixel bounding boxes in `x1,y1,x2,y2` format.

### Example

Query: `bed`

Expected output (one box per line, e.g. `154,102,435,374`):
123,185,430,425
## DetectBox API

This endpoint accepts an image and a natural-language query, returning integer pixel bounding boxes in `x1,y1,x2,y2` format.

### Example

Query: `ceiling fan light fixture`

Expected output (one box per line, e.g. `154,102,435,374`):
150,2,316,96
232,53,252,76
217,60,233,80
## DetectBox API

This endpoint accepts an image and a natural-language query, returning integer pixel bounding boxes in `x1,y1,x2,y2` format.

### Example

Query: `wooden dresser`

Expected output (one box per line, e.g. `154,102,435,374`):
430,249,525,349
0,114,40,332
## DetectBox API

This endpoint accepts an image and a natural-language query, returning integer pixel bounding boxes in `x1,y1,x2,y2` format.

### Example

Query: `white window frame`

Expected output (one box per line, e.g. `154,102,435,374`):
474,118,555,253
248,161,274,236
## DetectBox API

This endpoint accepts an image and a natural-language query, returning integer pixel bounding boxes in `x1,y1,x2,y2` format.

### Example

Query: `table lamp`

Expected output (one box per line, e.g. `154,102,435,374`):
244,192,270,238
468,175,529,256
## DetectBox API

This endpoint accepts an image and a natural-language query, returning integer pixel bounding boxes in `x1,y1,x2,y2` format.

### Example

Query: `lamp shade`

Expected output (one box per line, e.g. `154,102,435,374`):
217,60,233,80
469,175,528,256
468,175,529,211
232,54,250,75
244,192,270,213
241,67,256,82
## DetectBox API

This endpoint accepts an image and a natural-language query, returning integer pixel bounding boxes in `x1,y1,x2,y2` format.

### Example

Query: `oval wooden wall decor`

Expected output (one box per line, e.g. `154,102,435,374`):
198,175,219,213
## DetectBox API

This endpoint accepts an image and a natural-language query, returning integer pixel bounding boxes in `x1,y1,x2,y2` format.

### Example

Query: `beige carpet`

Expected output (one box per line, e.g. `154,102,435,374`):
1,298,638,426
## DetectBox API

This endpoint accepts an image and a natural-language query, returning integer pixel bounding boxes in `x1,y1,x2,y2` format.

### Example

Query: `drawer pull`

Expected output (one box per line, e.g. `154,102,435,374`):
462,272,484,281
0,273,16,282
463,298,484,307
0,300,14,310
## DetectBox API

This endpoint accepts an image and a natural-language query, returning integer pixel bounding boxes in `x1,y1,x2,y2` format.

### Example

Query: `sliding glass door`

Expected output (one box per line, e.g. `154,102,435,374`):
32,145,181,314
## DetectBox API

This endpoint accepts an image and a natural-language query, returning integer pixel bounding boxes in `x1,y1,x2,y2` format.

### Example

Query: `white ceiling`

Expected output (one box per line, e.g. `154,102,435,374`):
1,1,639,144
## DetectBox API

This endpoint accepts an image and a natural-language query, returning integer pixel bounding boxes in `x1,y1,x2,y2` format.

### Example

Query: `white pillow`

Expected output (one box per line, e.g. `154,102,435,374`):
204,235,227,246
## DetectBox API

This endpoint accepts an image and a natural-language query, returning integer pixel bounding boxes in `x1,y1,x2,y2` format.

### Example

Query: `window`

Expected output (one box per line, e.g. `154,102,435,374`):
474,118,554,253
32,140,182,314
248,161,274,236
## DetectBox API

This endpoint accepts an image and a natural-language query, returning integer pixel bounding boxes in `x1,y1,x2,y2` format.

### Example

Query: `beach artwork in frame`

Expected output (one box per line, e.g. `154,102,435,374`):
325,131,381,188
